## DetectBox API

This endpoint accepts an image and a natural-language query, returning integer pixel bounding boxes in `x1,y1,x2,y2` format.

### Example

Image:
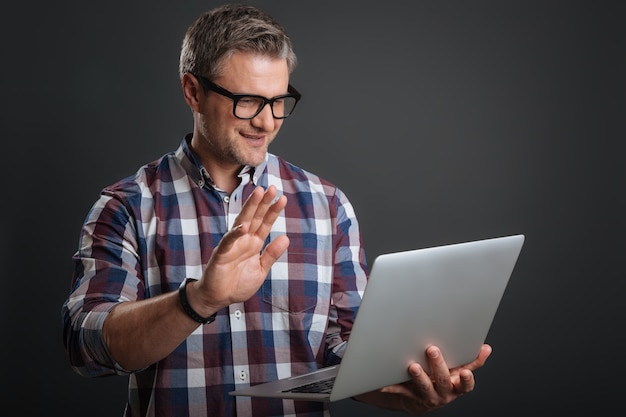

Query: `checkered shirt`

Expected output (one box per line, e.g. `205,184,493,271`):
62,136,368,417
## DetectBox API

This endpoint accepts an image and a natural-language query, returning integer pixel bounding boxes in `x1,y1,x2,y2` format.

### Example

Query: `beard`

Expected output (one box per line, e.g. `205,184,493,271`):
204,132,270,168
194,111,277,169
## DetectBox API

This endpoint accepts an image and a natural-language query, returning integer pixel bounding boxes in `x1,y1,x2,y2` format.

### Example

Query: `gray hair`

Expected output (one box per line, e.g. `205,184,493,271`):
179,4,297,80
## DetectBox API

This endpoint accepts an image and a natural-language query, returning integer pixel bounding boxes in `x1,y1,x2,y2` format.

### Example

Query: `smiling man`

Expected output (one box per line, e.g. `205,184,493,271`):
186,51,296,193
61,4,490,417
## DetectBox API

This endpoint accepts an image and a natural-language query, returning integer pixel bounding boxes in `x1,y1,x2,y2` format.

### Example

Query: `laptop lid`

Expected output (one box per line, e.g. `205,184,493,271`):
230,234,525,402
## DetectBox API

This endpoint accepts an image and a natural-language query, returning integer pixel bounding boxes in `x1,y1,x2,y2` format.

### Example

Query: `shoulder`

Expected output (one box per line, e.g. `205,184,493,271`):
103,151,179,196
95,150,183,216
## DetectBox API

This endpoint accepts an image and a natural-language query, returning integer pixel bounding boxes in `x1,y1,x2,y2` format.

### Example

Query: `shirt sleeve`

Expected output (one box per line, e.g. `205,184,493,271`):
324,188,368,366
61,188,144,377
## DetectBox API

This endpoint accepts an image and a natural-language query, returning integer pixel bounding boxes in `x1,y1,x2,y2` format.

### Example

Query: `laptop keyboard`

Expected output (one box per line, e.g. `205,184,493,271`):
282,376,336,394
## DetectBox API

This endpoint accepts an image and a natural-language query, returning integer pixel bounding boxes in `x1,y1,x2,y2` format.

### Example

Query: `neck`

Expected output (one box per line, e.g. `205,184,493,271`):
208,166,242,194
189,135,243,194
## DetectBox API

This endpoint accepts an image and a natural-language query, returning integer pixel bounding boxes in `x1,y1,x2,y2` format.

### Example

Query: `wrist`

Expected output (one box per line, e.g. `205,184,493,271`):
178,278,217,325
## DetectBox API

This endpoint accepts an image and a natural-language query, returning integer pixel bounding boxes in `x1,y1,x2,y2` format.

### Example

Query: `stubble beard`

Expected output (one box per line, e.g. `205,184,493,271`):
212,135,268,168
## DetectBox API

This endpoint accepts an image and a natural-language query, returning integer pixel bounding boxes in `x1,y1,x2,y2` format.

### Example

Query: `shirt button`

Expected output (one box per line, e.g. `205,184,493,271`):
234,310,242,319
239,370,247,381
224,196,230,203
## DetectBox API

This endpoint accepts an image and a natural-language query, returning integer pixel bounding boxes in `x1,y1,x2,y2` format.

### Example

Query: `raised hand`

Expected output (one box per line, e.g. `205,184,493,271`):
193,185,290,313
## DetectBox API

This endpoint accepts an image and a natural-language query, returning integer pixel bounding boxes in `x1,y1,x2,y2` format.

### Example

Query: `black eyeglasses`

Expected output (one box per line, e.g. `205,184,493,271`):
191,73,301,120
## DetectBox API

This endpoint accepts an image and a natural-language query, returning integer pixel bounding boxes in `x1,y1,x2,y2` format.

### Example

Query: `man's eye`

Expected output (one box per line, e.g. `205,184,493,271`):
238,97,261,107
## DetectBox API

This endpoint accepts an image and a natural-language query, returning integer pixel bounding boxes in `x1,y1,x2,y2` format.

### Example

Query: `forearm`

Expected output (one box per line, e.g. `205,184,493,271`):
102,286,214,371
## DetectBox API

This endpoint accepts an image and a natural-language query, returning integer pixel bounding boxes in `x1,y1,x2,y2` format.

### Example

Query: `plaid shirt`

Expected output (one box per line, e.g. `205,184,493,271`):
62,136,368,417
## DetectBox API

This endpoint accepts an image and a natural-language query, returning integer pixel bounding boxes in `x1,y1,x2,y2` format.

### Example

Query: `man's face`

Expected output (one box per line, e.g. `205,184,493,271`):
193,51,290,169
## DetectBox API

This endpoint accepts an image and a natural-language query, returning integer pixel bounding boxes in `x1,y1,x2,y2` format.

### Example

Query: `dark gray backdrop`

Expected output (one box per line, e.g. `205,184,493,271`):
2,1,624,416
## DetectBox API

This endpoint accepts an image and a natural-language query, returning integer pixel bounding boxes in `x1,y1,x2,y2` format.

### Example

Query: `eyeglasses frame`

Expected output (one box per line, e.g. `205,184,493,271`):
190,72,302,120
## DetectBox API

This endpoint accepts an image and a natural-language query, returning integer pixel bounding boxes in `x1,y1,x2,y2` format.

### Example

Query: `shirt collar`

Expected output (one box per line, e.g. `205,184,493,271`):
176,134,268,190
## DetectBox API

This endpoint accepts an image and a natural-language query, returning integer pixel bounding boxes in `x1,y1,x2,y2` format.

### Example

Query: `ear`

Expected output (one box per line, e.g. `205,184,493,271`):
181,73,204,112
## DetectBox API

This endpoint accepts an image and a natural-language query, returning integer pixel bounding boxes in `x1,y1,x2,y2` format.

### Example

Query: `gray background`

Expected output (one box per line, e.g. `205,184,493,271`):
2,0,624,416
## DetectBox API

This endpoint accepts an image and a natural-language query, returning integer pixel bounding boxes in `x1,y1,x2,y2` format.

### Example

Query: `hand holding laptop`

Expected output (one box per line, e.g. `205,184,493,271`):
353,343,492,414
231,234,524,411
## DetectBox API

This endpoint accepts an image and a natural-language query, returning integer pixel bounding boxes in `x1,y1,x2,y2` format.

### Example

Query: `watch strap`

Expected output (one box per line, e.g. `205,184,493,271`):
178,278,217,325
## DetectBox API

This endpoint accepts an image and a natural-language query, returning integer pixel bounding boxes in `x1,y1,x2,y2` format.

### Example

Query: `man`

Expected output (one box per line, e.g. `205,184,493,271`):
62,4,491,417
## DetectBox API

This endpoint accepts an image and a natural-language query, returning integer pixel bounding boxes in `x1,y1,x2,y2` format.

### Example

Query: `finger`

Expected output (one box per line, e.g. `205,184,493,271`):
247,185,279,233
379,363,430,397
406,362,436,395
259,234,290,271
216,187,285,259
452,344,493,373
476,343,492,365
209,223,247,258
253,193,287,239
425,346,454,394
452,369,475,394
233,186,266,229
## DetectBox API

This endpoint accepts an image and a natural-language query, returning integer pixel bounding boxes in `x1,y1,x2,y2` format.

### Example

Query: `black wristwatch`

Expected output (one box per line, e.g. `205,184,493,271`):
178,278,217,324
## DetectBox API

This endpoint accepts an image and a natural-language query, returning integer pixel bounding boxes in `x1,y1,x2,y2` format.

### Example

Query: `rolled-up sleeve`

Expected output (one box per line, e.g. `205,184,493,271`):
62,189,144,377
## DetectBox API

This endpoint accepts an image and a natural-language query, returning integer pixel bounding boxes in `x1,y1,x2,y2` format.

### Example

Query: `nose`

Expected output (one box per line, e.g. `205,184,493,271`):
250,103,278,131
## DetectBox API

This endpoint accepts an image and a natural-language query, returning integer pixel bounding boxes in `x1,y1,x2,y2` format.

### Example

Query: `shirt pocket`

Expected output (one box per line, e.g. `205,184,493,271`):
262,235,331,314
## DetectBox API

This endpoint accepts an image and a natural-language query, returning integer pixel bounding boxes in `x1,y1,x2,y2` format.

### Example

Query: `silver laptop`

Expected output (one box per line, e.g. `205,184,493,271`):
229,234,525,402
